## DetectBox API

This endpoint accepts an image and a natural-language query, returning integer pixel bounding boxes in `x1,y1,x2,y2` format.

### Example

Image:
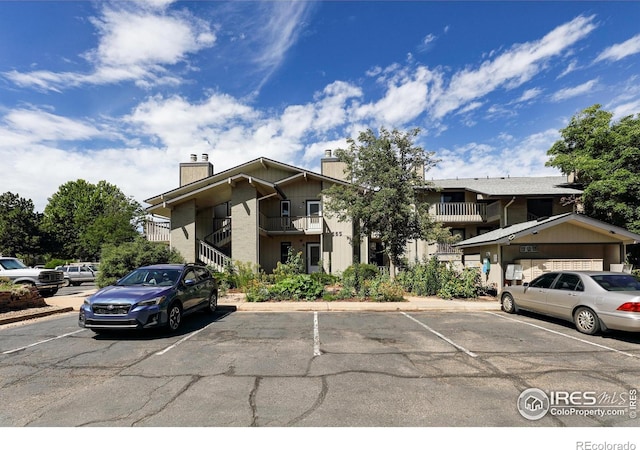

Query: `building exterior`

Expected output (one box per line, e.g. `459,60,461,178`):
145,153,365,275
144,154,638,286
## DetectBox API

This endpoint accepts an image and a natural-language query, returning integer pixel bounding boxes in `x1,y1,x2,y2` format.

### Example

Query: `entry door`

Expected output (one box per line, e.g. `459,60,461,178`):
307,243,321,273
307,201,321,230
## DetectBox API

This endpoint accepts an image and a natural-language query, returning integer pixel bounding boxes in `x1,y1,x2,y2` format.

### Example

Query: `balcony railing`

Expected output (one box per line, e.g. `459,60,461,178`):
259,215,324,234
435,243,463,255
430,201,501,223
144,219,170,242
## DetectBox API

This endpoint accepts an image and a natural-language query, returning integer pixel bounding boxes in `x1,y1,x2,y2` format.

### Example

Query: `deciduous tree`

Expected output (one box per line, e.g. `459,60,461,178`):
546,104,640,234
41,180,144,260
0,192,42,260
322,128,450,277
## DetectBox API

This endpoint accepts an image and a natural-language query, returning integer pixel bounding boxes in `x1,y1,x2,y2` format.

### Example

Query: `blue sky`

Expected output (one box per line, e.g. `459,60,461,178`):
2,1,640,212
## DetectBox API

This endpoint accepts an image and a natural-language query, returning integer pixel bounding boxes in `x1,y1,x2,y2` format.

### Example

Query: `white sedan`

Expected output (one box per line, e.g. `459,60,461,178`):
501,271,640,335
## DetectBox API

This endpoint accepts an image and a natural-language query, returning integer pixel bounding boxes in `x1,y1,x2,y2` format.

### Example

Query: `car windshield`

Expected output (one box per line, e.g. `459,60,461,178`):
0,258,27,270
591,274,640,291
117,268,181,287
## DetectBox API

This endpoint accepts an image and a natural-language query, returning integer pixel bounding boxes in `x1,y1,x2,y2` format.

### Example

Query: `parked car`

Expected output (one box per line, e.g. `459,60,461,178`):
78,263,218,333
56,264,97,286
0,257,65,297
501,271,640,335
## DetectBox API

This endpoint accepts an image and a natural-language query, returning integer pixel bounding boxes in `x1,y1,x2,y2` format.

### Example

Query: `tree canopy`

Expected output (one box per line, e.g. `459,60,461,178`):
40,180,144,261
0,192,42,261
546,104,640,234
322,127,450,273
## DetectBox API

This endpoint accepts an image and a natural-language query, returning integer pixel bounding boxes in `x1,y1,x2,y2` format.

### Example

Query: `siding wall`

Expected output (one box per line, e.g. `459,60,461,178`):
231,181,258,266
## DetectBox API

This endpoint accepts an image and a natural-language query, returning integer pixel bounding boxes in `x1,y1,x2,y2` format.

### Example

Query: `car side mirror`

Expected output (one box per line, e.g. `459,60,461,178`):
183,279,196,287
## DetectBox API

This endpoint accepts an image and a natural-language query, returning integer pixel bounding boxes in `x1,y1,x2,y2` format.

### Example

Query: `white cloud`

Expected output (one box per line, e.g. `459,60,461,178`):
551,79,598,102
432,15,597,118
354,66,434,126
596,34,640,62
429,128,561,180
3,2,216,91
517,88,543,103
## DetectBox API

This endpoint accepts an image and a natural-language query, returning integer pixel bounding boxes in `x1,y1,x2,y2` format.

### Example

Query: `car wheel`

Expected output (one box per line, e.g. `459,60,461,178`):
501,293,517,313
167,303,182,332
63,279,71,287
207,291,218,314
574,307,600,335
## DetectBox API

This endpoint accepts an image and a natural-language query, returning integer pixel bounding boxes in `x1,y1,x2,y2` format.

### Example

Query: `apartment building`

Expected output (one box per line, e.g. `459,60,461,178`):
144,154,639,287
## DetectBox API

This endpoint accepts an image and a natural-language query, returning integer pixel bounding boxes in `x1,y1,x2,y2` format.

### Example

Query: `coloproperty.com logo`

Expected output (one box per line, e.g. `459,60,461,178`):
518,387,637,421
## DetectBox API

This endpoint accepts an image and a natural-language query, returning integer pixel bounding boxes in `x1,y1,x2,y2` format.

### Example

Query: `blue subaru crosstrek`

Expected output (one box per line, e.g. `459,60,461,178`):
79,264,218,333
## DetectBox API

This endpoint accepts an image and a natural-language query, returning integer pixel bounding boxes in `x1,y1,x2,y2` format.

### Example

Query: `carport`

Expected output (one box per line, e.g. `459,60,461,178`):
453,213,640,291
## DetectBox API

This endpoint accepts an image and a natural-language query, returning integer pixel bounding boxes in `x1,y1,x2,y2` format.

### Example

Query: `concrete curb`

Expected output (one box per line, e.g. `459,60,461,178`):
0,290,500,325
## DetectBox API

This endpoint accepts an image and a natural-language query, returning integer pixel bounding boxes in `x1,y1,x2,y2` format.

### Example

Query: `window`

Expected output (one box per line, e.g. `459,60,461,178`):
529,273,559,289
280,242,292,264
280,200,291,217
527,198,553,219
183,269,198,284
441,191,465,203
451,229,465,240
554,273,582,291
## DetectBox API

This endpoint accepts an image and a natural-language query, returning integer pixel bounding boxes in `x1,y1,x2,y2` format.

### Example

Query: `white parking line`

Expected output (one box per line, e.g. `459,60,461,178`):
155,310,234,356
401,312,477,358
487,311,639,359
2,329,87,355
155,326,210,355
313,311,322,356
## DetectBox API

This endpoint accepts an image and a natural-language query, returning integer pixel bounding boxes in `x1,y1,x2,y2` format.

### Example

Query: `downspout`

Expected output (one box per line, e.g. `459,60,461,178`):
503,196,515,227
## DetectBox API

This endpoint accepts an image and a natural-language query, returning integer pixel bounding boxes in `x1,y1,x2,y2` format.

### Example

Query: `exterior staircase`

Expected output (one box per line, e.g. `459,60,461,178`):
198,240,231,273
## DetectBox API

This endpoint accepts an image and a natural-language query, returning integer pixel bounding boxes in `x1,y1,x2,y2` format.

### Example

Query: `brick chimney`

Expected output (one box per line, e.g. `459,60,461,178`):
179,153,213,186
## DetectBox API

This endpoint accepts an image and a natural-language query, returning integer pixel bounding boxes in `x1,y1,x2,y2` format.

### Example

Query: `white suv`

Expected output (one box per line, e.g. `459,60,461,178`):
0,257,65,297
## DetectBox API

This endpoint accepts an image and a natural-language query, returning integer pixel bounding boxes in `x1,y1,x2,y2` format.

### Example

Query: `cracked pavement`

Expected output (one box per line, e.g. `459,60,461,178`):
1,308,640,427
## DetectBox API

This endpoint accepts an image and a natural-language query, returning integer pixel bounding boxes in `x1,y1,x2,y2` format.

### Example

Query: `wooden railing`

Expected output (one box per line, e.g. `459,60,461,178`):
207,218,231,246
198,240,230,272
259,215,324,233
431,202,486,222
144,219,170,242
436,243,463,254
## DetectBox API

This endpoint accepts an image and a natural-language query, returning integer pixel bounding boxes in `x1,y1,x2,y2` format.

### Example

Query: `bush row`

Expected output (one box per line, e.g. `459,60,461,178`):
216,253,483,302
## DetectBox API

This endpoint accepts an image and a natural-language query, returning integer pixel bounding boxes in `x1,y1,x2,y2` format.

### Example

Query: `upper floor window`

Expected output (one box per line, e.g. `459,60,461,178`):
441,191,465,203
281,200,291,217
527,198,553,219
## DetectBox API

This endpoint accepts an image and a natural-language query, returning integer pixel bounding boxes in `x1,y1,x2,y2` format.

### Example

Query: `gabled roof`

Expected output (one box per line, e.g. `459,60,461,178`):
453,213,640,248
429,176,582,196
145,156,350,207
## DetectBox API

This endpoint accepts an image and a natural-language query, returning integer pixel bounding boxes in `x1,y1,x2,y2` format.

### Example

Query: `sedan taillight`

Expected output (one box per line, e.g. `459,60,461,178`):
616,302,640,312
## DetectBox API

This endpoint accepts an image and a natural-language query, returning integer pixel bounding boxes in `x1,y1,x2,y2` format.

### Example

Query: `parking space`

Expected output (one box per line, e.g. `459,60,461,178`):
1,309,639,426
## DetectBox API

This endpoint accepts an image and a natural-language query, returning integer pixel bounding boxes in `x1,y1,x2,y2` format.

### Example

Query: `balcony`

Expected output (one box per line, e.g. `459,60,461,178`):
259,215,325,234
144,219,170,242
430,201,501,223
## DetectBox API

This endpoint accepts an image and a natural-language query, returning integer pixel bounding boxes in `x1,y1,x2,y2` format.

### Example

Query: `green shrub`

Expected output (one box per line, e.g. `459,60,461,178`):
398,257,481,299
397,256,441,296
96,238,184,287
45,258,70,269
272,248,304,282
310,271,338,286
437,266,481,299
365,276,406,302
270,274,324,301
342,263,379,296
245,279,271,302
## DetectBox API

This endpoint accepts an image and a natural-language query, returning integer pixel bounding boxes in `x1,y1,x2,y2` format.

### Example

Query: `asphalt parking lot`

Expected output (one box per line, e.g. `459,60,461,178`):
1,306,640,429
